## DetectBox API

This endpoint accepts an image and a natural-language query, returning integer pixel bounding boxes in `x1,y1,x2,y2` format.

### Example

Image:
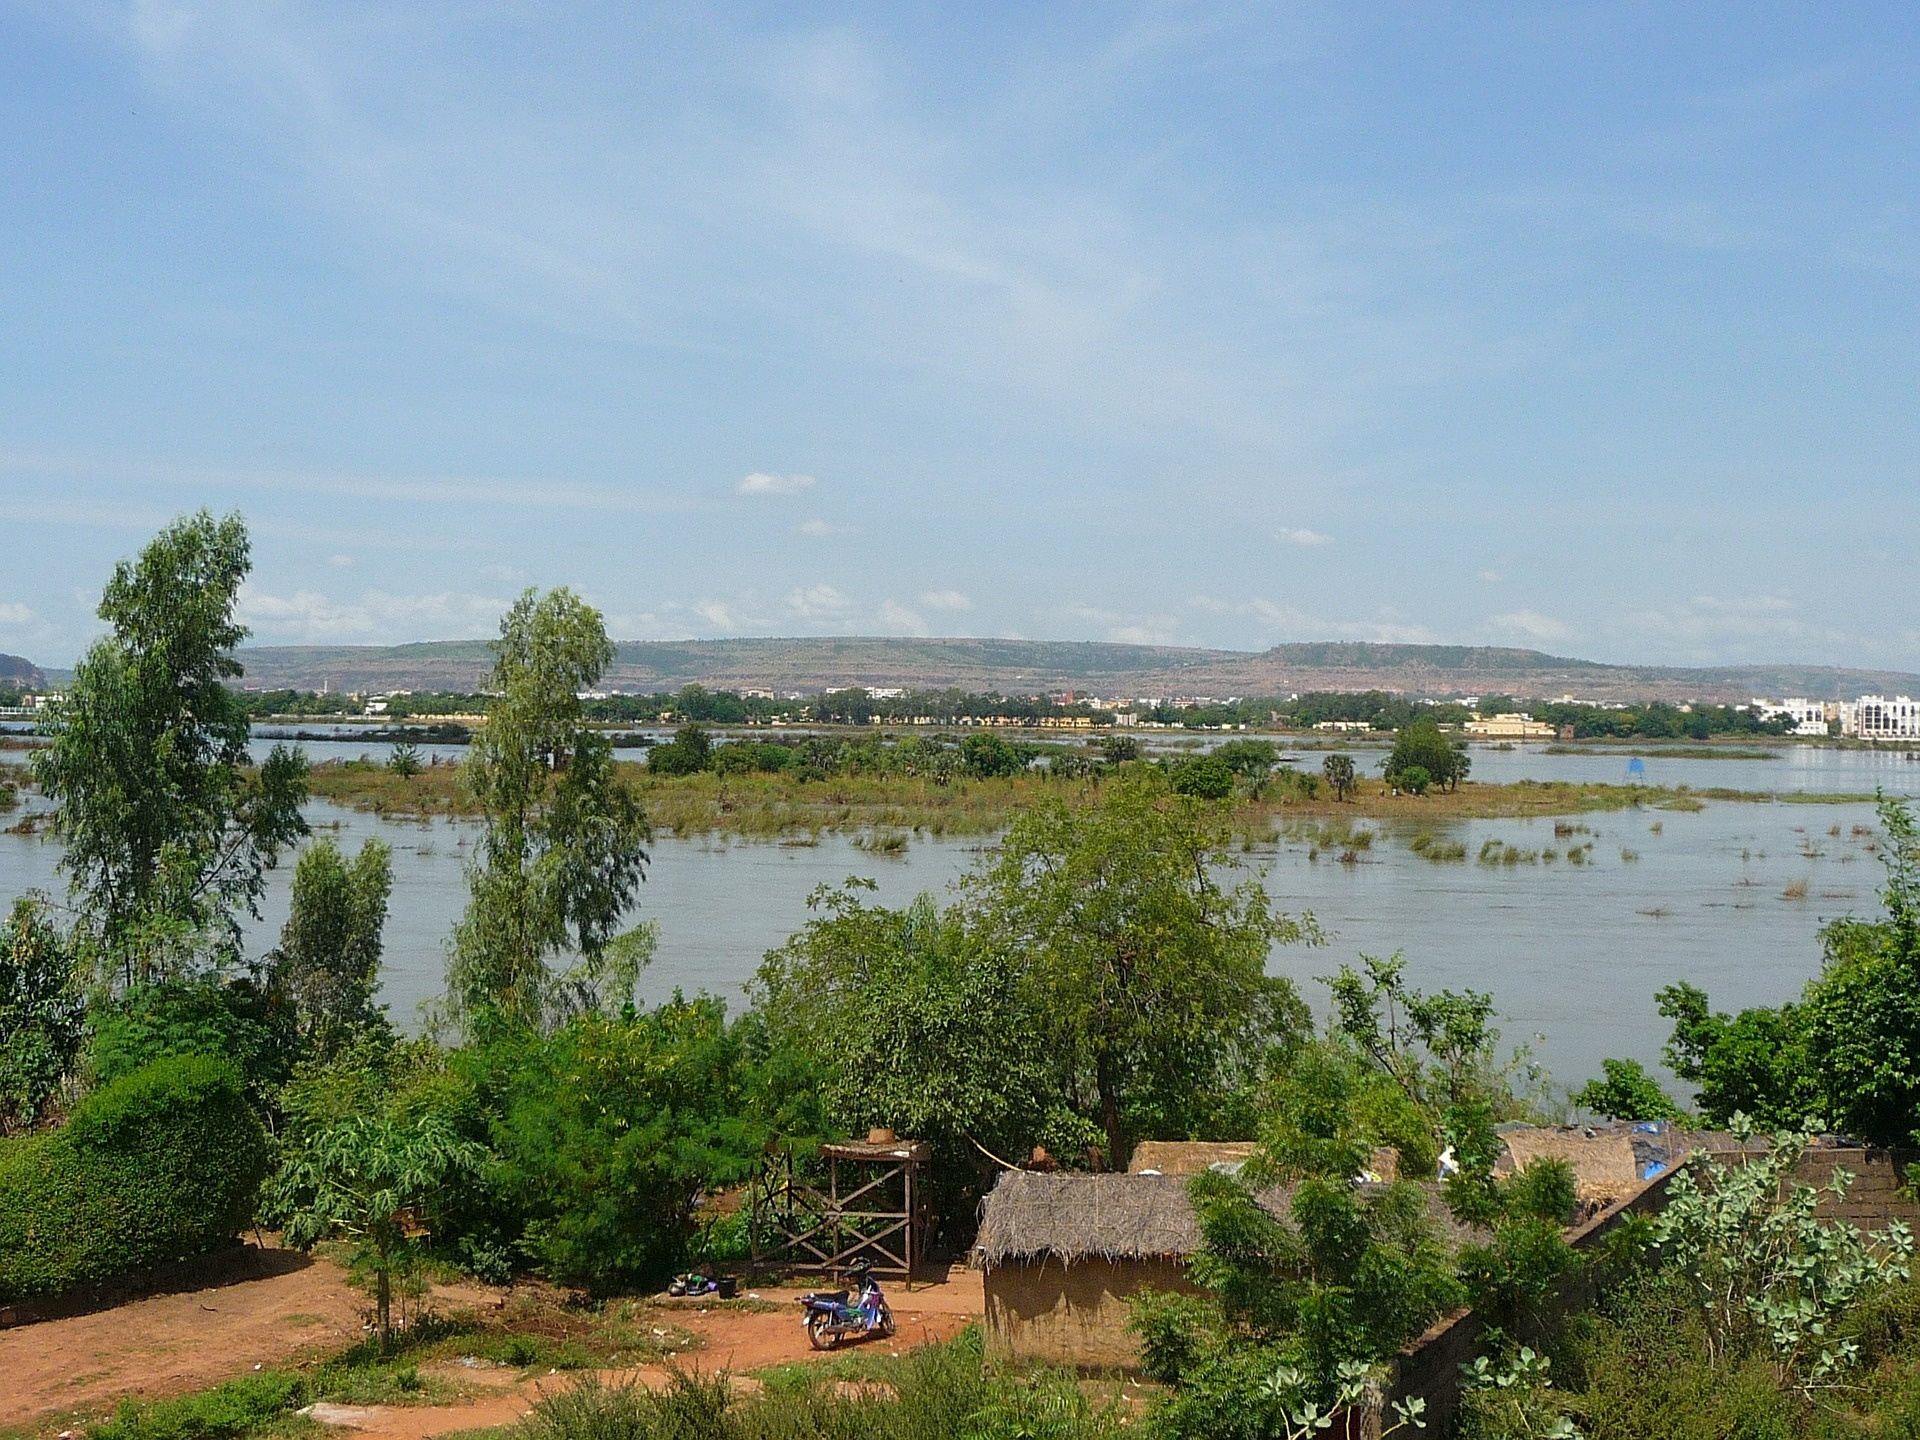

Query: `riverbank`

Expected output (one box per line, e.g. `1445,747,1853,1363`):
300,759,1876,838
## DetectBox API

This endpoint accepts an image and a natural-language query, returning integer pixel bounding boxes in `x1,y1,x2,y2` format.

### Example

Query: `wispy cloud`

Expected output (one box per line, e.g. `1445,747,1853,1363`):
786,582,852,619
1489,609,1571,643
919,589,972,611
876,599,928,635
1274,527,1333,548
0,603,39,629
738,471,816,496
797,517,855,536
237,586,509,644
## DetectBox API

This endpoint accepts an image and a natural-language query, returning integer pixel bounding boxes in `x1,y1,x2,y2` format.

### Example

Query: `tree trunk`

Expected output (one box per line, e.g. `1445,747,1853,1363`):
1096,1056,1125,1173
376,1246,392,1356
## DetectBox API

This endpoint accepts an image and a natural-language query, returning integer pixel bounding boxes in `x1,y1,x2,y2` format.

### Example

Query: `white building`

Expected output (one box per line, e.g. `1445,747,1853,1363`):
1845,696,1920,741
1751,698,1831,737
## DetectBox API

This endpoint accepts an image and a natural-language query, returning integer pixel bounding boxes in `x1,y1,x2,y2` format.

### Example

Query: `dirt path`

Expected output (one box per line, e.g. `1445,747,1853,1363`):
0,1262,981,1437
0,1246,497,1430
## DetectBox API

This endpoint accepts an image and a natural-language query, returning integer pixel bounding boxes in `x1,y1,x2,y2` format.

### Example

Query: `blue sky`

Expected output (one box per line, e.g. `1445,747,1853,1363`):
2,4,1917,670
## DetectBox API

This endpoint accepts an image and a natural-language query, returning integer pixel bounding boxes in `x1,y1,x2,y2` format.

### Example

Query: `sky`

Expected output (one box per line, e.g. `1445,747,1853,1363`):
2,4,1917,671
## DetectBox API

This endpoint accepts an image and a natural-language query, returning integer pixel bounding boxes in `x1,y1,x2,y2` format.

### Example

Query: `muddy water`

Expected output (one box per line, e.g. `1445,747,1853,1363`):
3,739,1914,1093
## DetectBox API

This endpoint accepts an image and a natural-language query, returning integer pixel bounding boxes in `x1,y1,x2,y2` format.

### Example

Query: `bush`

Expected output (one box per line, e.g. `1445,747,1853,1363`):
0,1053,269,1301
1574,1057,1682,1121
88,978,299,1115
1171,754,1236,800
91,1370,307,1440
647,725,712,776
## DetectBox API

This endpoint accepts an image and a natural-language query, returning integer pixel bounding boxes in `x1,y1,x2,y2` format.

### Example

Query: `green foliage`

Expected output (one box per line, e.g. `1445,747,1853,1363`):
1131,1169,1461,1432
648,724,713,776
1213,740,1279,779
964,768,1313,1166
1171,753,1236,799
469,998,763,1292
959,732,1024,779
1325,951,1503,1113
754,883,1047,1167
1255,1039,1437,1183
88,977,300,1115
31,511,309,986
1657,981,1817,1129
0,895,84,1133
387,743,423,778
91,1369,309,1440
267,1108,487,1352
1651,1123,1914,1393
1456,1347,1580,1440
1383,718,1470,793
270,838,393,1056
447,588,652,1028
1396,763,1433,795
1574,1058,1682,1121
0,1054,268,1301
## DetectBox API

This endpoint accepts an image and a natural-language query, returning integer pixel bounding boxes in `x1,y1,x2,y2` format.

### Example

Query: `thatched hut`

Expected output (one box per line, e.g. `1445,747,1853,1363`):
1126,1140,1259,1175
973,1172,1212,1370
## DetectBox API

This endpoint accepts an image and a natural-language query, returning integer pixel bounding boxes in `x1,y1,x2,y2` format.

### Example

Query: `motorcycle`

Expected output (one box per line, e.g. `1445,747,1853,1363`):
799,1265,895,1350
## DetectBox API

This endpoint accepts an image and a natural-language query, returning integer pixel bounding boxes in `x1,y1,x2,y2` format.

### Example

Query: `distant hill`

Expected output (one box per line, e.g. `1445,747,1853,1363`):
0,653,46,689
228,637,1920,705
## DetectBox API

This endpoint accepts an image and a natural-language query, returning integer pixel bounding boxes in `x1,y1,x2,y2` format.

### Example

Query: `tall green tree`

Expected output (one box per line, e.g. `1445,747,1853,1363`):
31,512,308,986
963,769,1313,1166
271,838,394,1055
446,589,651,1028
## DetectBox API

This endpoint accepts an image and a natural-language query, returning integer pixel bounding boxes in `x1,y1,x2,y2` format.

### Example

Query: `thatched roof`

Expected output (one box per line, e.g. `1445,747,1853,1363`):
975,1173,1209,1266
975,1170,1490,1270
1128,1141,1259,1175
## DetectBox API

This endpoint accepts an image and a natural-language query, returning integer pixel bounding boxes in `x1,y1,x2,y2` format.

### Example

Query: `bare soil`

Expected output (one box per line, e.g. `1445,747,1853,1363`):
0,1259,982,1439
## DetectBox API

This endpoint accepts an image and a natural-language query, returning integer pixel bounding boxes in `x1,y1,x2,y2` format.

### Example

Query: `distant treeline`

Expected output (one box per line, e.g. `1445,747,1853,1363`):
231,682,1799,738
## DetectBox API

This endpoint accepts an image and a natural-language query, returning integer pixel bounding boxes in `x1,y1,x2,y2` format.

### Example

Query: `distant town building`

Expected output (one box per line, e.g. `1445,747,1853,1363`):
1847,695,1920,740
1313,720,1373,732
1464,712,1557,740
1751,698,1830,737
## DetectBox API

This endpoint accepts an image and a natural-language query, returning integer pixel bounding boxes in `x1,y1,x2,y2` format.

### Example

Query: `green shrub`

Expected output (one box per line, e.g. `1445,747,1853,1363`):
91,1369,306,1440
0,1053,269,1301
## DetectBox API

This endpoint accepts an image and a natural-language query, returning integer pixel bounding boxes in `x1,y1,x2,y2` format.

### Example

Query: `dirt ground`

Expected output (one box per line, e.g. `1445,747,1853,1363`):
0,1256,983,1437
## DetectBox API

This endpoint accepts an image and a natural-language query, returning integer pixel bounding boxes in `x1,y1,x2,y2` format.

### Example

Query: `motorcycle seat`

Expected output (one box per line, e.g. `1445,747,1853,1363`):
805,1290,850,1305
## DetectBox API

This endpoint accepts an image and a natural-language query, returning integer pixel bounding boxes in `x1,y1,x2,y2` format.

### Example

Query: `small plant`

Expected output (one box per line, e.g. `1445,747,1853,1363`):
1458,1348,1580,1439
388,743,422,778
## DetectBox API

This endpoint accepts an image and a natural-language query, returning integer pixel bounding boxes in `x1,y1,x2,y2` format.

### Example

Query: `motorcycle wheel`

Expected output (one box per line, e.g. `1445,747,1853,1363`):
805,1311,836,1351
877,1303,896,1340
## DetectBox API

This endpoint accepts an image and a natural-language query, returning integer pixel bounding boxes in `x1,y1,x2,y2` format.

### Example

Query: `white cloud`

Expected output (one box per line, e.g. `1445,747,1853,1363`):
876,600,928,635
1616,593,1851,655
1489,609,1572,643
237,587,509,643
919,589,972,611
0,603,37,629
786,583,852,618
481,562,527,582
1478,570,1501,583
326,553,355,568
1110,622,1180,645
739,471,817,496
797,518,856,536
1275,527,1333,547
692,600,742,629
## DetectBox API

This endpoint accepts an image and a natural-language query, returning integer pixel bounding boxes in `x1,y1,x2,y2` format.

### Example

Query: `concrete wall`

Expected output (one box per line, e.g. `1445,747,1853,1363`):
984,1256,1200,1372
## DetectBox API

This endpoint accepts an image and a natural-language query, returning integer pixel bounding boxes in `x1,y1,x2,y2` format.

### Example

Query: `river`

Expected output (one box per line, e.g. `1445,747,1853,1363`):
4,740,1918,1094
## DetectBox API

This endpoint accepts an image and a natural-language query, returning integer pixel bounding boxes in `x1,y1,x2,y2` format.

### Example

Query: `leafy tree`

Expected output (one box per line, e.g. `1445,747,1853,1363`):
1382,719,1469,793
1575,1057,1682,1121
31,512,308,986
1325,952,1502,1114
1656,982,1817,1130
1213,740,1278,779
1395,763,1433,796
446,589,651,1028
960,732,1024,779
0,896,84,1133
470,999,762,1290
1321,754,1357,802
387,743,422,779
269,1111,486,1352
753,882,1051,1166
1171,754,1236,800
87,976,300,1115
646,723,712,776
1100,734,1140,764
270,839,393,1056
964,769,1313,1166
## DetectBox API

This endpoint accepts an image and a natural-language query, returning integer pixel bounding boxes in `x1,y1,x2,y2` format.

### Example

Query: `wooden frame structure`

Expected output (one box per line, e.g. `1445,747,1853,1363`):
750,1138,932,1280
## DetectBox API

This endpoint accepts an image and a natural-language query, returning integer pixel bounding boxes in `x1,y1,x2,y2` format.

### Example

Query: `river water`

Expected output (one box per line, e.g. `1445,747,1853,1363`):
5,740,1918,1094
